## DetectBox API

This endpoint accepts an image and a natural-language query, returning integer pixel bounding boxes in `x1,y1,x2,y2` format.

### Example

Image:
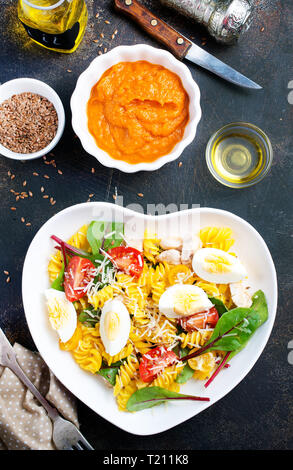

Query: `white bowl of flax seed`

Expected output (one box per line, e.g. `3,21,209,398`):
0,78,65,160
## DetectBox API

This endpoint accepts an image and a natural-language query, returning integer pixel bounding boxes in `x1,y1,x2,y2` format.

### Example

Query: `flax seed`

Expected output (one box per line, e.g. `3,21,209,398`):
10,207,16,211
178,161,183,167
100,33,104,38
44,174,50,179
58,169,63,175
4,270,9,275
6,276,10,283
43,195,49,199
11,174,15,180
137,193,144,198
41,186,45,192
91,167,95,173
26,222,31,226
21,217,25,223
29,191,33,197
33,172,39,176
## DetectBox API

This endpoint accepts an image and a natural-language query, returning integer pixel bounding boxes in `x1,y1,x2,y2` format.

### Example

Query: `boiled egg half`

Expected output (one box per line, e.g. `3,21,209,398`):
159,284,213,319
45,289,77,343
192,248,247,284
100,299,131,356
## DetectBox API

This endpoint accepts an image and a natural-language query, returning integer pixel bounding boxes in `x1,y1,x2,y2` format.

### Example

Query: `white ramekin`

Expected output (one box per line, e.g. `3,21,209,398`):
70,44,202,173
0,78,65,161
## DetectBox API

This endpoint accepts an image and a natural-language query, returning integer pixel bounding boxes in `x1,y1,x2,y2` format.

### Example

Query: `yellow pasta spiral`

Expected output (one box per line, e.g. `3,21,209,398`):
72,324,102,374
143,231,161,264
200,227,234,252
102,343,134,366
180,330,213,349
129,331,153,354
116,380,137,412
151,263,167,305
152,362,184,391
196,280,220,297
114,355,139,396
88,285,114,310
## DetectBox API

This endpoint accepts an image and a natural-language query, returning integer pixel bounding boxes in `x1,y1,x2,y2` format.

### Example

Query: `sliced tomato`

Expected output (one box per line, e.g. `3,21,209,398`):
139,346,178,383
107,246,144,278
64,256,95,302
178,306,219,331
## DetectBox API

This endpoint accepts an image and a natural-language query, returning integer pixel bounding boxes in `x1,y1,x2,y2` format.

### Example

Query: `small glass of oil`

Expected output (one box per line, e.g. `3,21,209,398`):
206,122,273,188
18,0,88,54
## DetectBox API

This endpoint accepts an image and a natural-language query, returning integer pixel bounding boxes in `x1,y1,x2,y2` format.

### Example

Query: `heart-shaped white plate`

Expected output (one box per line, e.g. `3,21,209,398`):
22,203,277,435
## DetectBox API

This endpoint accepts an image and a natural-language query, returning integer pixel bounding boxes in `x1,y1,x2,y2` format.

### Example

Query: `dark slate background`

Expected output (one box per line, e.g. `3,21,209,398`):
0,0,292,450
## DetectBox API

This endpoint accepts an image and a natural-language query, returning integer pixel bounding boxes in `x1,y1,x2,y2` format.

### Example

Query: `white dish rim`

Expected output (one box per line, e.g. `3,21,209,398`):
0,77,65,161
22,202,278,435
70,44,202,173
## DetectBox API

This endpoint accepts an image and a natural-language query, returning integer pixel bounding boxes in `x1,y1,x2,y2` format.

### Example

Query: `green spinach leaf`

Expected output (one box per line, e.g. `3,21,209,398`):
206,290,268,354
51,264,64,291
126,386,209,412
78,307,100,327
87,221,124,256
209,297,228,316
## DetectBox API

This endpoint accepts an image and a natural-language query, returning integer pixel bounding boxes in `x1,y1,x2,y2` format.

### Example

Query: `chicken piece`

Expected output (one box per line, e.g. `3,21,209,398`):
159,237,182,251
156,249,181,265
229,281,252,308
181,235,202,265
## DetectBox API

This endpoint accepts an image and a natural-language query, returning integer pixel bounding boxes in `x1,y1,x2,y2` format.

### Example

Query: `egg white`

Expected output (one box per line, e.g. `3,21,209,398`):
100,299,131,356
192,248,247,284
159,284,213,319
45,289,77,343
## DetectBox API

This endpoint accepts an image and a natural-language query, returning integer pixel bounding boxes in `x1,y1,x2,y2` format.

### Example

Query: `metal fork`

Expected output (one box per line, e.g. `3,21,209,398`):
0,327,94,450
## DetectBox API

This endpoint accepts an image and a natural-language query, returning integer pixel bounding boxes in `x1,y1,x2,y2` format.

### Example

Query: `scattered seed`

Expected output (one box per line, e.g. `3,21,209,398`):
260,27,265,32
33,172,39,176
6,276,10,283
89,193,94,198
93,39,99,43
100,32,104,38
67,69,72,73
104,48,108,53
16,196,19,201
113,194,117,200
10,207,16,211
43,195,49,199
26,222,31,226
21,217,25,223
105,20,110,24
29,191,33,197
23,180,27,186
44,174,50,179
91,167,95,173
7,170,11,176
41,186,45,192
4,270,9,275
137,193,144,198
51,200,56,206
11,174,15,180
201,41,207,46
178,161,183,167
58,169,63,175
95,12,99,18
114,29,118,35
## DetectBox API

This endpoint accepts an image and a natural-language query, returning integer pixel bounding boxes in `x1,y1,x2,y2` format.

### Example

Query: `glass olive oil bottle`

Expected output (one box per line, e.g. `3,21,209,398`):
18,0,88,53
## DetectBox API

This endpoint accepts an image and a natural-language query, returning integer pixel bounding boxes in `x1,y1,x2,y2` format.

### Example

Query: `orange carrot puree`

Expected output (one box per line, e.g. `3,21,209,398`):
87,61,189,164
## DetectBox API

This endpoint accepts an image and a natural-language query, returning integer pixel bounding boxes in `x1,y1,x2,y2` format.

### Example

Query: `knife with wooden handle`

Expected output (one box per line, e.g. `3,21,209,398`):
114,0,262,89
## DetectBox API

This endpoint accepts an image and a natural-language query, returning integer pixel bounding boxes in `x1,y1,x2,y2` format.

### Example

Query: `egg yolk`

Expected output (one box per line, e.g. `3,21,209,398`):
47,299,71,330
104,311,120,341
205,254,232,274
173,291,202,316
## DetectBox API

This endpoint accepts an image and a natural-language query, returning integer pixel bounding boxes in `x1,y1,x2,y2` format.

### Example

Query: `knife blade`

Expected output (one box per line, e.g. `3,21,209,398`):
114,0,261,90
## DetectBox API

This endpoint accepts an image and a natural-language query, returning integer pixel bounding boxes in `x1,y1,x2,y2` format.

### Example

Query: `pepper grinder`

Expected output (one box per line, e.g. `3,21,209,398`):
159,0,255,44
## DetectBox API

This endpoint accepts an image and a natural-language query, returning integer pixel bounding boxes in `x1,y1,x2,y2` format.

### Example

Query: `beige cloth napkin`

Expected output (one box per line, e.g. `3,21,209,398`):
0,343,78,450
